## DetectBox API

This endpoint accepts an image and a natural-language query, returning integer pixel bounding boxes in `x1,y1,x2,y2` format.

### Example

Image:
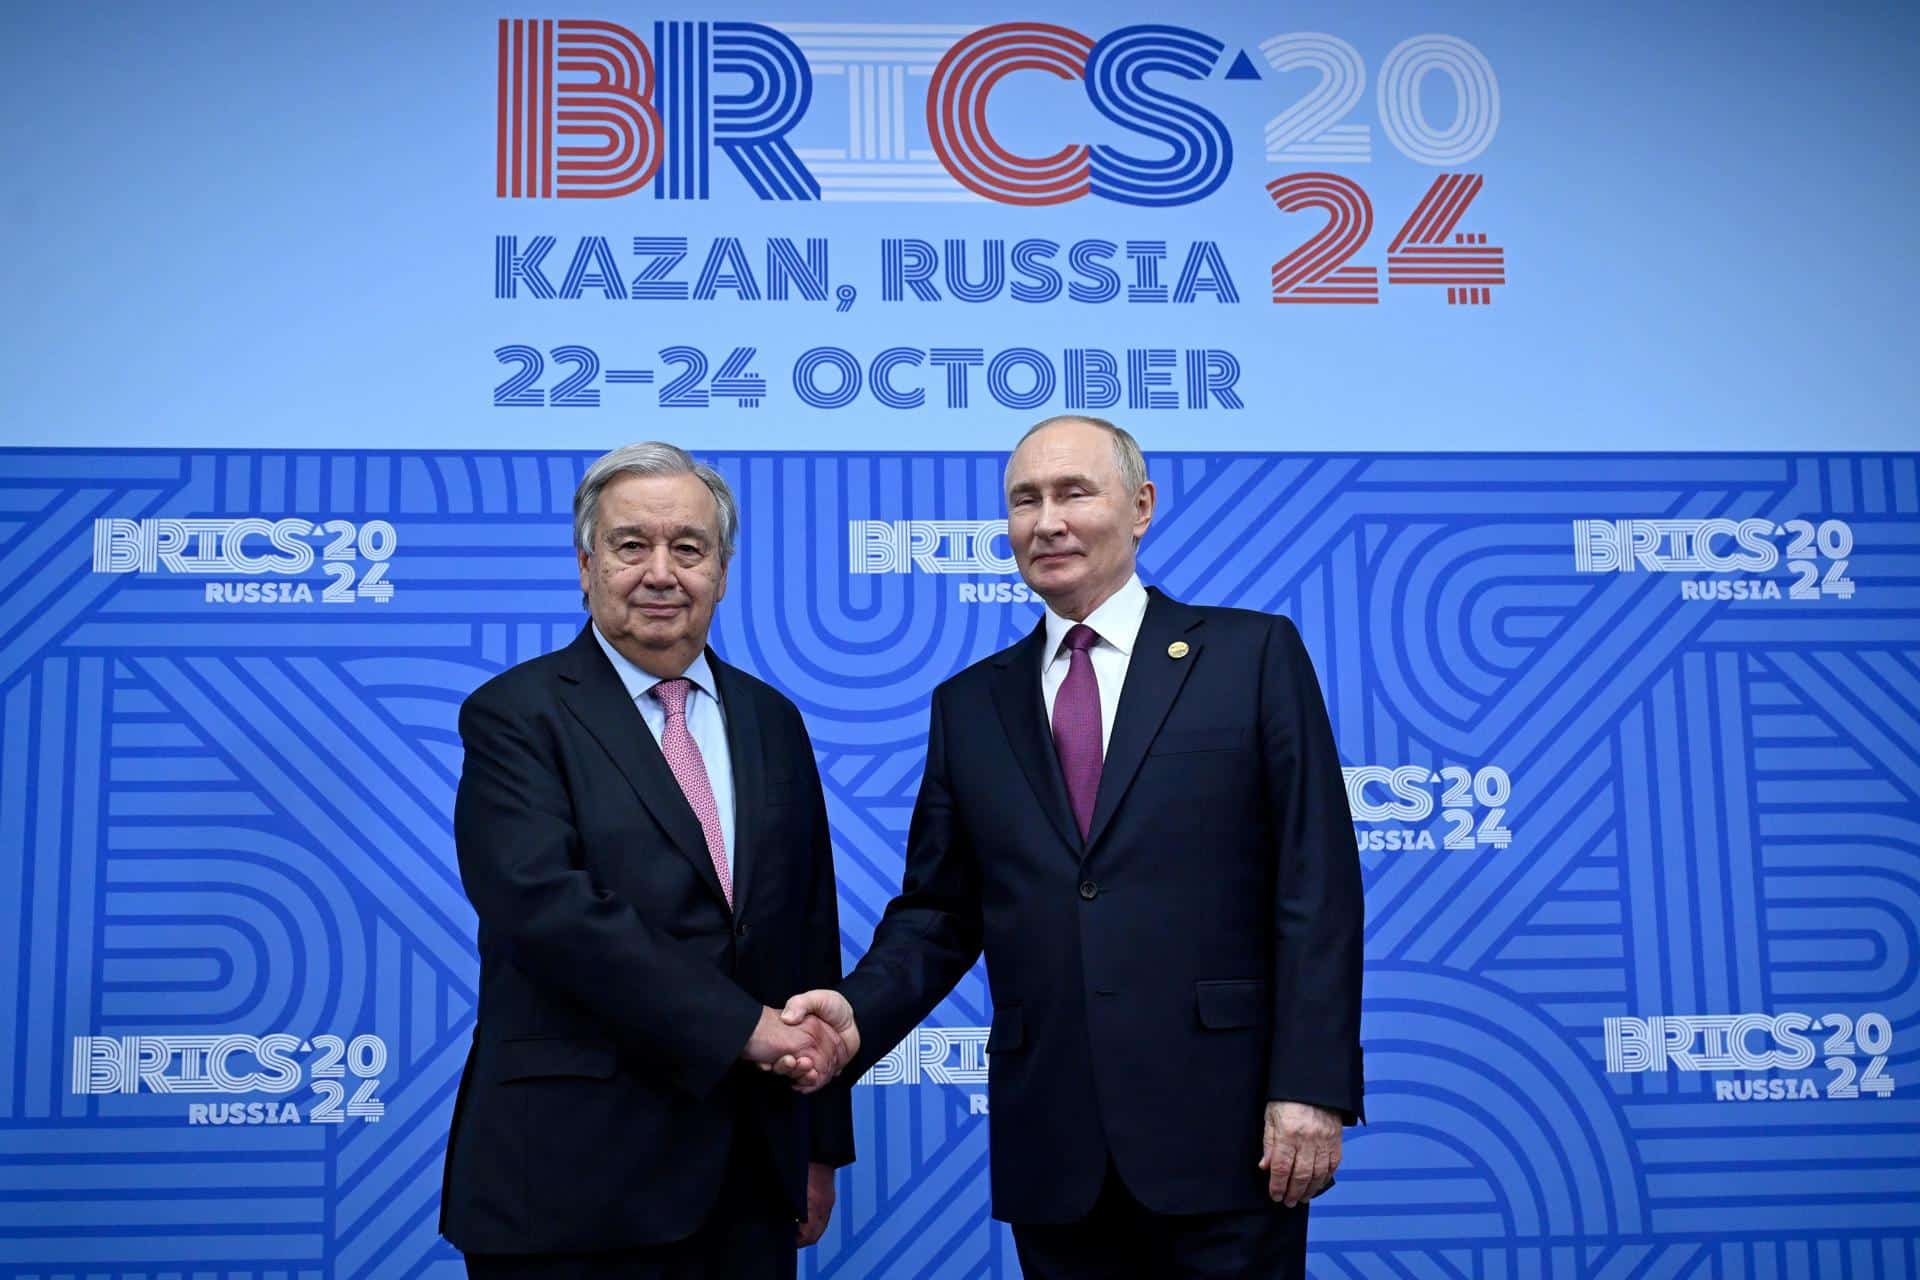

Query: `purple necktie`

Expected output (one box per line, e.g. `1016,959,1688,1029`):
650,677,733,908
1051,624,1103,840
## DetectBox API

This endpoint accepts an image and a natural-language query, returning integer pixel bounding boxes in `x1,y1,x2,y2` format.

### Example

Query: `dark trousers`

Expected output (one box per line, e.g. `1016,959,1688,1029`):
464,1126,796,1280
1011,1161,1307,1280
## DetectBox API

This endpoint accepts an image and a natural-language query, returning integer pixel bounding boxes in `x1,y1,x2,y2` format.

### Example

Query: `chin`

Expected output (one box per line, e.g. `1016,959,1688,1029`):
1034,564,1081,589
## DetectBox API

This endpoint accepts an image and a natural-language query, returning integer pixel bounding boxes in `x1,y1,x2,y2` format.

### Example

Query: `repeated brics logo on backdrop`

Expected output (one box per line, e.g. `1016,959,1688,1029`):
859,1025,994,1115
91,517,399,606
1572,518,1858,602
1343,764,1514,852
1602,1013,1897,1103
72,1033,391,1125
849,518,1042,604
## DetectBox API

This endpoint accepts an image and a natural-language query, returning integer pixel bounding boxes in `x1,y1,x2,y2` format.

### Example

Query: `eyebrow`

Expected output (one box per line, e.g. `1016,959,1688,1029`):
1009,473,1102,496
604,524,711,543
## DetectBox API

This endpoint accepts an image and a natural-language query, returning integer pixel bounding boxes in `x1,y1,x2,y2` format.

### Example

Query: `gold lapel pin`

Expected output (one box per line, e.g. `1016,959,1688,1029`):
1167,641,1190,660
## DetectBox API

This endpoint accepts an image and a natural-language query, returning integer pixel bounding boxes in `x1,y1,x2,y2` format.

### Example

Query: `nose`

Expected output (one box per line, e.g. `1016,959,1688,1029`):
1034,497,1068,538
639,545,678,589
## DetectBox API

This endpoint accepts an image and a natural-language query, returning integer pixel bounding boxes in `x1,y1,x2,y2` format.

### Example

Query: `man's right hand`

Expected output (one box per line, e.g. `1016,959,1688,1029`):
777,991,862,1093
742,1007,848,1090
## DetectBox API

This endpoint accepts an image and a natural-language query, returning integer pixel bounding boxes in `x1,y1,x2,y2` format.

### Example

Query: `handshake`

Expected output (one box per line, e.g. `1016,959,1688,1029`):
741,990,861,1093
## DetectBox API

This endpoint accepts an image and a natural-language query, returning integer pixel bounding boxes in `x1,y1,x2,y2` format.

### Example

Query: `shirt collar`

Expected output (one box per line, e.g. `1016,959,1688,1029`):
1043,573,1149,664
591,622,719,707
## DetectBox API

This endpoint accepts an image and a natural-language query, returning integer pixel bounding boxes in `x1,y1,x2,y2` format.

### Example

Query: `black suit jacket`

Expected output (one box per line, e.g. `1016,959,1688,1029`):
839,589,1363,1222
439,625,854,1256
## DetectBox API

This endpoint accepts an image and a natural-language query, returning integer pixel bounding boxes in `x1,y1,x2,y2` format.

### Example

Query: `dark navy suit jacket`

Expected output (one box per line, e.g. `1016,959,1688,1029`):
439,625,853,1256
840,588,1364,1222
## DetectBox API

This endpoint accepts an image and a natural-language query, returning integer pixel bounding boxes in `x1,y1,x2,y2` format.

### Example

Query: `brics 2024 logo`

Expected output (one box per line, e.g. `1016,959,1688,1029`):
1571,518,1858,603
92,517,399,606
73,1033,390,1125
494,19,1497,208
1602,1014,1896,1103
497,19,1507,305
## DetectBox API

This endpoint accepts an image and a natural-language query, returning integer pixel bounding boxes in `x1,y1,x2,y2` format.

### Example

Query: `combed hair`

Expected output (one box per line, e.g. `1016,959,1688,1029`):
572,442,739,564
1004,415,1148,496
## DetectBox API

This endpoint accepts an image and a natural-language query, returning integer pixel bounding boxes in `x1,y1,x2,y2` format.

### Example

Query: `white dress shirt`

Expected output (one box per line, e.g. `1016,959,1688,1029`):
1040,573,1149,757
591,623,736,878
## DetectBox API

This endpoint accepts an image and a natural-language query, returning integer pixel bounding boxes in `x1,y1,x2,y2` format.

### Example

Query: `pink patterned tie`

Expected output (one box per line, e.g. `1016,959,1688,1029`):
1051,624,1103,840
650,677,733,908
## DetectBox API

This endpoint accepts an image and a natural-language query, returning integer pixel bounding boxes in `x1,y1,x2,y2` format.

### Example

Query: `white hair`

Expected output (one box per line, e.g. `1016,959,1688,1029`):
573,441,738,564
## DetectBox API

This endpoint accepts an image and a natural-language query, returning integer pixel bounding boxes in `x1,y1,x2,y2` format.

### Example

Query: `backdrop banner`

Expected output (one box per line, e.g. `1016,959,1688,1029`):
1,448,1915,1277
1,2,1917,1277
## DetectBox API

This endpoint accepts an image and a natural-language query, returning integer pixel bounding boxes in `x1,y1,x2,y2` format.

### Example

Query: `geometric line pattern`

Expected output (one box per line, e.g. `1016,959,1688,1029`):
0,450,1915,1278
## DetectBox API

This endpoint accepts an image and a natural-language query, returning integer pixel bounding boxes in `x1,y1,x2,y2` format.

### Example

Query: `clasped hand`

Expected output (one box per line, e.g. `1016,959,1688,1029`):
741,991,862,1093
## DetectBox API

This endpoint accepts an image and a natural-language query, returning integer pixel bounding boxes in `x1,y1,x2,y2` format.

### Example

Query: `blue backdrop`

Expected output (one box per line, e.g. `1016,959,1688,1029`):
2,2,1918,1277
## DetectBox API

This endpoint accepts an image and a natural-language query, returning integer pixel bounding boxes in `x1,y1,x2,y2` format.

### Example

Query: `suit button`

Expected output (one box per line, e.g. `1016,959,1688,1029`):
734,920,749,938
1079,880,1098,900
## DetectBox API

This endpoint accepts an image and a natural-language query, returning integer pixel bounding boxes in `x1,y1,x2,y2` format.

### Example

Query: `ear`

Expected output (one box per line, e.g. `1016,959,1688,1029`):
577,547,592,600
1131,479,1156,542
712,555,730,605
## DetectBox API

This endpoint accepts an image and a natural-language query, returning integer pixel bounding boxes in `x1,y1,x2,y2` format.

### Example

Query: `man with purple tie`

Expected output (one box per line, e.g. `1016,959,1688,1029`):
783,416,1366,1278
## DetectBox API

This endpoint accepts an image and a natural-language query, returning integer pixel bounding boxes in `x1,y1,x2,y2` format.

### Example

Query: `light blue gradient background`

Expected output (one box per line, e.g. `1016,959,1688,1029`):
1,1,1914,451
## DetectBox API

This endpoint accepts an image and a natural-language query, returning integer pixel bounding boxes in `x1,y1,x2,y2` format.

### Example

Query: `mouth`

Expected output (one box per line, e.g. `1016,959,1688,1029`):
634,600,685,618
1030,550,1080,566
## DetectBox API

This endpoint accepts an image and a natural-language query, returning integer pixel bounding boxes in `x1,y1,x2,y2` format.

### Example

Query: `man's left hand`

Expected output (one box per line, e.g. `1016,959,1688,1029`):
1258,1100,1341,1207
796,1162,836,1246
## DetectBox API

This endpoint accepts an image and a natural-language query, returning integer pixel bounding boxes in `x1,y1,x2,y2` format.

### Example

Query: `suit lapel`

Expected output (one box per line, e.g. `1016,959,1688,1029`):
1083,589,1205,853
554,626,730,911
707,651,762,915
990,619,1082,855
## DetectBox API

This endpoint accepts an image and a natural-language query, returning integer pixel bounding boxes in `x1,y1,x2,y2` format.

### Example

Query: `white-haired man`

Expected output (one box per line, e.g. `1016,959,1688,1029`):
440,442,853,1278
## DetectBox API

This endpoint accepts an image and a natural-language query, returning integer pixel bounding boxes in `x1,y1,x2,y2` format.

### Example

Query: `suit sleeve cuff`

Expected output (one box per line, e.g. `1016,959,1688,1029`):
1271,1095,1365,1126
